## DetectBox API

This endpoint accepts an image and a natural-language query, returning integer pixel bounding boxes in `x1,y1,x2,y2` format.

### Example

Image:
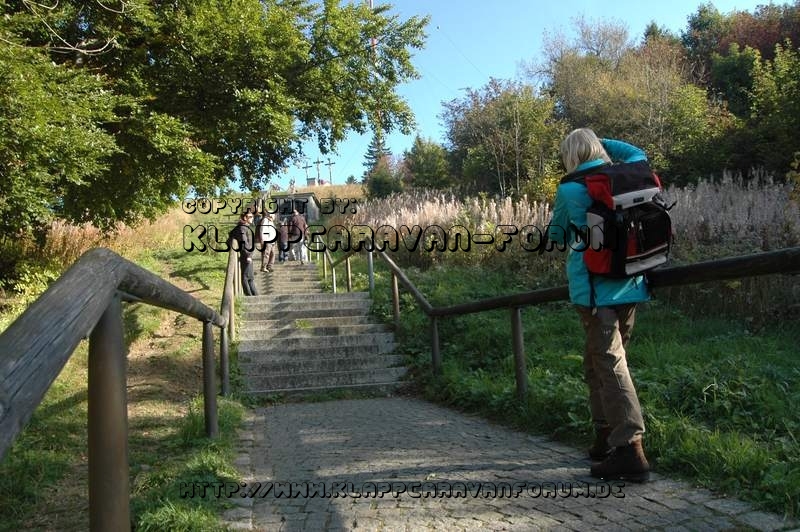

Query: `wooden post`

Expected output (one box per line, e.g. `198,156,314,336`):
220,327,230,397
234,258,241,296
510,307,528,401
202,321,219,438
228,299,235,343
323,251,328,280
367,251,374,295
88,295,130,532
431,316,441,375
391,273,400,330
346,256,352,292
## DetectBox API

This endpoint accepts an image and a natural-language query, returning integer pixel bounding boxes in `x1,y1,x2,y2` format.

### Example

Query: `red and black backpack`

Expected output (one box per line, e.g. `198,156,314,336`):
560,160,674,278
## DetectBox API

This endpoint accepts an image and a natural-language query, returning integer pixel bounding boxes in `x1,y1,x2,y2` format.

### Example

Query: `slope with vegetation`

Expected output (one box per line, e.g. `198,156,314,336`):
0,208,247,530
324,176,800,517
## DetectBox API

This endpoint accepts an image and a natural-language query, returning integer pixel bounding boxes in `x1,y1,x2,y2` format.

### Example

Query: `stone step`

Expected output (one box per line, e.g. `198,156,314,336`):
242,292,369,307
258,274,322,282
238,341,397,362
256,283,325,297
241,315,375,329
239,354,404,375
243,381,403,397
260,279,322,285
239,323,390,341
237,332,395,352
256,273,321,286
243,305,372,321
239,257,404,397
243,367,407,394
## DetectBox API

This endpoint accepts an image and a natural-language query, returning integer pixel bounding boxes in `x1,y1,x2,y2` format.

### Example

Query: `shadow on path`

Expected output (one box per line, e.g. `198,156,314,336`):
225,397,795,532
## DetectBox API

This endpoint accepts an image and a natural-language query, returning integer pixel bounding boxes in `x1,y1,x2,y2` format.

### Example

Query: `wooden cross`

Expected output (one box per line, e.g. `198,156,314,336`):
324,158,336,184
313,159,323,181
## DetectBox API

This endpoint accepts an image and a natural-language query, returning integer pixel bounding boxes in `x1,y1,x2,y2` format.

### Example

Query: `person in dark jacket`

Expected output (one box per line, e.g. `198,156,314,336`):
288,209,308,265
230,210,258,296
278,218,289,262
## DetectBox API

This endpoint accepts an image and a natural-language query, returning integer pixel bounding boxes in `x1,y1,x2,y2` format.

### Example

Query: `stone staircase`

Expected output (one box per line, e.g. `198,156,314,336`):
237,259,407,396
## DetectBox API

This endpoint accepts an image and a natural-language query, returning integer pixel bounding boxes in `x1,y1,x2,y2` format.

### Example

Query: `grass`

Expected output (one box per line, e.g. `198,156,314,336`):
334,251,800,518
0,206,250,531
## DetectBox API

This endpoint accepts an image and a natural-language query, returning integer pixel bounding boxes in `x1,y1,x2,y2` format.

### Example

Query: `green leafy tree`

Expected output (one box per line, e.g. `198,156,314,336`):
365,155,403,198
0,41,123,236
441,78,562,198
681,2,729,83
710,43,760,117
540,20,738,180
749,41,800,175
0,0,428,233
401,136,451,189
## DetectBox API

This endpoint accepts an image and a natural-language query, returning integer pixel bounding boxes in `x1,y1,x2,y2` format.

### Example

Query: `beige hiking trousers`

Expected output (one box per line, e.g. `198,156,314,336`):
576,304,645,448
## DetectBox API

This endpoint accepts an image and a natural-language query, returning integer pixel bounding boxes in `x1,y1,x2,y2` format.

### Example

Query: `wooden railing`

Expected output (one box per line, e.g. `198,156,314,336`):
317,244,800,401
0,247,238,531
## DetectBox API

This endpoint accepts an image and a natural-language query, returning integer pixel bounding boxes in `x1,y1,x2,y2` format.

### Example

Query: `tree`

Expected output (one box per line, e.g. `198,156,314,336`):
365,155,403,198
0,0,429,233
363,131,391,173
0,40,125,237
401,136,451,189
441,78,562,198
710,43,760,116
681,3,729,82
539,19,737,179
749,41,800,175
643,21,680,46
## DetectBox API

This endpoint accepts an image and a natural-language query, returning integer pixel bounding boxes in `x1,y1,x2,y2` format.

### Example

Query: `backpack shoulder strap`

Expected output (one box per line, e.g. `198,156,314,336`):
560,163,611,185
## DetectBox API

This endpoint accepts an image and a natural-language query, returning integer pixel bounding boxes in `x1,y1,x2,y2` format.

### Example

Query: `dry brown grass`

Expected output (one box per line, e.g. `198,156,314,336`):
329,178,799,315
296,182,366,200
41,207,192,269
664,174,800,259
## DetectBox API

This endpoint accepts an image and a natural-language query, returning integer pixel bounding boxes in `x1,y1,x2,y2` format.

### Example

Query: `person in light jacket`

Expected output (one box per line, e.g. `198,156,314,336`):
547,127,651,482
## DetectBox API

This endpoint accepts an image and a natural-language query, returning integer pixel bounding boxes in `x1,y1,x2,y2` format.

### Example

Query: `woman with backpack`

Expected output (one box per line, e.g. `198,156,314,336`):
547,127,651,482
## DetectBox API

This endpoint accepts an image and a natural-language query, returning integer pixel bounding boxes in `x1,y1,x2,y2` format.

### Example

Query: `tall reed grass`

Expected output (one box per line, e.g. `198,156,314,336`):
330,176,799,318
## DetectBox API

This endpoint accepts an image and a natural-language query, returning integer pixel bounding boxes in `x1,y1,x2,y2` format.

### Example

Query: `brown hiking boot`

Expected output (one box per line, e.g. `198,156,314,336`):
590,439,650,483
588,426,613,461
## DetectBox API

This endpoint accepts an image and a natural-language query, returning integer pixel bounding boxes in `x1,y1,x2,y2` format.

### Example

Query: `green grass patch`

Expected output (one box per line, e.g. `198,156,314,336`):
354,255,800,517
131,396,244,532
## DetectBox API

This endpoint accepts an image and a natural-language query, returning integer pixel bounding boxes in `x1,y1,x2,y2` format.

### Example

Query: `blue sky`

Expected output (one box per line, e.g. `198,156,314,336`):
271,0,774,188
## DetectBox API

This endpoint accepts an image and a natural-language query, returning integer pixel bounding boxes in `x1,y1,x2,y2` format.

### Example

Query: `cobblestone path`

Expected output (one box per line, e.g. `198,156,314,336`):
222,397,796,531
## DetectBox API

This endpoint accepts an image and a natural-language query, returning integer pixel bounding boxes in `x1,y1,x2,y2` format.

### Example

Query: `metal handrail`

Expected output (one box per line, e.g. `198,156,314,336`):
0,246,236,530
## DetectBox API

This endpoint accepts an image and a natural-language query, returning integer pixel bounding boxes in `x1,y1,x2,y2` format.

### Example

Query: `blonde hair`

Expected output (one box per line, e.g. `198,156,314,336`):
560,128,611,174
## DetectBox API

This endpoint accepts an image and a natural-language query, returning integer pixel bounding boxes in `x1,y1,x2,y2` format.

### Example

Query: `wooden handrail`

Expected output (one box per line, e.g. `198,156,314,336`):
353,245,800,394
0,246,233,530
430,246,800,317
376,251,434,314
219,249,239,396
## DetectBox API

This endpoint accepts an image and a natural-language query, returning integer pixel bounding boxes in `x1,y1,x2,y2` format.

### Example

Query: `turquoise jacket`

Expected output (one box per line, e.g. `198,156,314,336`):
547,139,650,308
